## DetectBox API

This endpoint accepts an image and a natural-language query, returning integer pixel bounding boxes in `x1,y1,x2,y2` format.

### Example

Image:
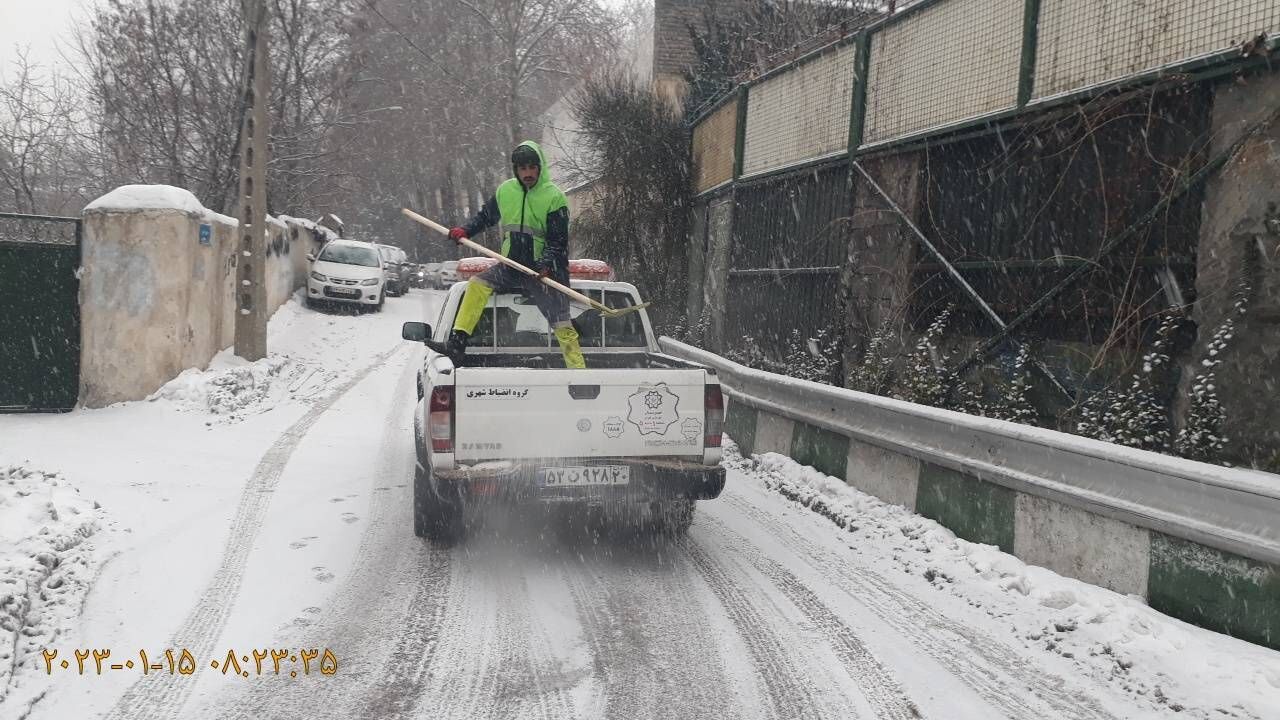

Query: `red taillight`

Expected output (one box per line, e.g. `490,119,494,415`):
705,384,724,448
429,386,454,453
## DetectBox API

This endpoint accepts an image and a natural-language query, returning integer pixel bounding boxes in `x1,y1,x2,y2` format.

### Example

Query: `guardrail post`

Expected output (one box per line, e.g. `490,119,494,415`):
848,32,871,155
732,85,749,180
1017,0,1043,107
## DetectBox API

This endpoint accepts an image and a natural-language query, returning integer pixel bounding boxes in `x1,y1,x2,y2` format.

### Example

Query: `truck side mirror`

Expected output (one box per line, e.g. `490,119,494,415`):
402,321,431,342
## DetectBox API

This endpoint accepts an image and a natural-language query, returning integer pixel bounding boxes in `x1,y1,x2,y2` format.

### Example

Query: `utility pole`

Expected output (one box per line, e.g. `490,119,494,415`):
234,0,270,360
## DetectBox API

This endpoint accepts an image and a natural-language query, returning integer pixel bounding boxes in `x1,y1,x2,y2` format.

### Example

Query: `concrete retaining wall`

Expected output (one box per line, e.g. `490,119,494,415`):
668,339,1280,650
80,186,326,408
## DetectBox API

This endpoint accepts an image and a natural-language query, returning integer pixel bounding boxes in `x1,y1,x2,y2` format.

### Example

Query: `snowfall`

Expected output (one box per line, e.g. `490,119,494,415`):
1,288,1278,720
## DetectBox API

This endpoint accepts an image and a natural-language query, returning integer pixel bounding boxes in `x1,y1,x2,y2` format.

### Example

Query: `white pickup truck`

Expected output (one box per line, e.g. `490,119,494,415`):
401,260,725,544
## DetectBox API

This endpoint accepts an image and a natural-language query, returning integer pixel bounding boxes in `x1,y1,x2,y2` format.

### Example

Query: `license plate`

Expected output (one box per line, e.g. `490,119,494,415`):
329,286,358,296
541,465,630,487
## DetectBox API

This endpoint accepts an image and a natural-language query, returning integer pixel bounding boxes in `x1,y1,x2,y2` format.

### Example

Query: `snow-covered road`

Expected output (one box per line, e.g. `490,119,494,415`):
4,289,1278,720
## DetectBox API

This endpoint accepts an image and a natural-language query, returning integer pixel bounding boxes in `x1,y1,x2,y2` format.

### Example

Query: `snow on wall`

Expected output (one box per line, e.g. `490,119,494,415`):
83,184,207,215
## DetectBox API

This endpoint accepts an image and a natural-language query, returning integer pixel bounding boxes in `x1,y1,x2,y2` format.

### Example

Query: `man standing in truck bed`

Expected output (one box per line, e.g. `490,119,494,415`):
431,140,586,369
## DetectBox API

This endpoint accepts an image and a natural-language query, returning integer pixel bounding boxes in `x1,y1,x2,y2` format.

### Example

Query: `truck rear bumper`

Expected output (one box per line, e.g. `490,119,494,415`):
434,458,726,502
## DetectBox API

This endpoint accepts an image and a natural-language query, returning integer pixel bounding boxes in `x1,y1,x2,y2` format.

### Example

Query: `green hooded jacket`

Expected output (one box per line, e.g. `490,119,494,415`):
462,140,570,272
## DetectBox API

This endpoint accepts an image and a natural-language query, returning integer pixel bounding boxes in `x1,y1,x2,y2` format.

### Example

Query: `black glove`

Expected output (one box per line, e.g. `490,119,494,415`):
533,257,554,279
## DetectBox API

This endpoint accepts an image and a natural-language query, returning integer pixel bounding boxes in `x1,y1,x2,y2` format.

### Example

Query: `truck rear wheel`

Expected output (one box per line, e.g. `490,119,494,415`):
660,499,695,536
413,463,463,544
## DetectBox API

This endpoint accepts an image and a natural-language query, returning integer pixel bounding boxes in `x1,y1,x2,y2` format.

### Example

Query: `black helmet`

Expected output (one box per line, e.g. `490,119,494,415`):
511,144,540,168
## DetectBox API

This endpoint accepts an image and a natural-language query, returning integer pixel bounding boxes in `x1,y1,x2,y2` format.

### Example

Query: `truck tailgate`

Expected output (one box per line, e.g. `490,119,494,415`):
453,368,707,461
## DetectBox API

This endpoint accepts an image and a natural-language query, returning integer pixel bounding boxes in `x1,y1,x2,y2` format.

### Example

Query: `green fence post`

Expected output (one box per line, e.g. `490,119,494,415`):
733,85,748,180
1018,0,1043,107
848,32,871,155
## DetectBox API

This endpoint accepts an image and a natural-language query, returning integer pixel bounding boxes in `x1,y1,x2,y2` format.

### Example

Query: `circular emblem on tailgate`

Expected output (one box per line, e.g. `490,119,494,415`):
577,418,592,432
603,417,624,438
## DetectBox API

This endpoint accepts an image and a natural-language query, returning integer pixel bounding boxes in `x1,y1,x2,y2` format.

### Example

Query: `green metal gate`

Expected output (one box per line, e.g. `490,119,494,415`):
0,212,81,412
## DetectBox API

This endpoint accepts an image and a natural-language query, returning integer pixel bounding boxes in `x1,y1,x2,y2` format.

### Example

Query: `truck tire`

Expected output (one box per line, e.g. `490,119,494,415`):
661,499,695,536
413,463,463,544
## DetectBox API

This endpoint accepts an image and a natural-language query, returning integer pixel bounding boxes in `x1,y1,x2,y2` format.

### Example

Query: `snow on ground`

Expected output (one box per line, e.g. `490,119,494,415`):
0,290,432,718
0,467,109,705
727,444,1280,720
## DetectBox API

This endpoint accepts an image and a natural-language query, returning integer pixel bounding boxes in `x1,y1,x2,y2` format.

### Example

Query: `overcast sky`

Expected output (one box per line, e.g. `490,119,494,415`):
0,0,90,74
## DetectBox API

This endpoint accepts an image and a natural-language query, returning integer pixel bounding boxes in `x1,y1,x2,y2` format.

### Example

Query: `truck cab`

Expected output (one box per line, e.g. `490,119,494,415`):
401,259,725,544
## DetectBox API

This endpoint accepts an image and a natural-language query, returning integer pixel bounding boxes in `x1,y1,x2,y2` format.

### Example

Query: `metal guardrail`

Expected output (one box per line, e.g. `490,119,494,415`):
660,337,1280,568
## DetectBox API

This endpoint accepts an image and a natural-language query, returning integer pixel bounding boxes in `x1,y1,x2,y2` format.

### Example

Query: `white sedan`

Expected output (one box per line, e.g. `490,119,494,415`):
306,239,386,310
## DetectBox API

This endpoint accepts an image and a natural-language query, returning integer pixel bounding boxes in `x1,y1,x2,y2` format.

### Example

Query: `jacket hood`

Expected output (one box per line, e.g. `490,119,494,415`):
512,140,551,188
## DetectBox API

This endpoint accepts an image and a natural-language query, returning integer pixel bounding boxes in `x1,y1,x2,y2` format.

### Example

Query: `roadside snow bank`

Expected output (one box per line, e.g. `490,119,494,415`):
150,353,318,423
729,445,1280,720
0,466,109,705
146,294,378,422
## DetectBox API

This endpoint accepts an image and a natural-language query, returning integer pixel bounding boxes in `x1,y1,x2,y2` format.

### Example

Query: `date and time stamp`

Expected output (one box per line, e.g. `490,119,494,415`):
40,647,339,678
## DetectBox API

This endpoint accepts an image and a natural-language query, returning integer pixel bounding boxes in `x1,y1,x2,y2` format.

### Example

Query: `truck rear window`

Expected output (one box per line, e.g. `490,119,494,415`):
467,290,645,349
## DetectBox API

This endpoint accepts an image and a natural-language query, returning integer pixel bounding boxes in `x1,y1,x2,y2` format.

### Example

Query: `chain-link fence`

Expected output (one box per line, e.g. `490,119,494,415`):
742,42,858,177
1034,0,1280,101
725,161,851,351
689,0,1280,181
911,85,1211,345
692,98,740,194
684,0,1279,380
864,0,1025,146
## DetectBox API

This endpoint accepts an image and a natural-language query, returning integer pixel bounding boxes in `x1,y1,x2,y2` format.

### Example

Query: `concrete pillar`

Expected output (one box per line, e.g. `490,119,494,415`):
703,195,734,351
1184,69,1280,469
841,153,923,382
686,202,708,330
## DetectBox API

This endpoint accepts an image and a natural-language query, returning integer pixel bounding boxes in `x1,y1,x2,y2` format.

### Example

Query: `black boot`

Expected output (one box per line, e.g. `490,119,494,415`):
426,329,470,364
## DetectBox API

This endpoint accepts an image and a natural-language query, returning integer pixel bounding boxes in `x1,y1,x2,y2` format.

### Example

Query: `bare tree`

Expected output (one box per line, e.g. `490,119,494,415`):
0,49,84,214
325,0,616,259
73,0,360,215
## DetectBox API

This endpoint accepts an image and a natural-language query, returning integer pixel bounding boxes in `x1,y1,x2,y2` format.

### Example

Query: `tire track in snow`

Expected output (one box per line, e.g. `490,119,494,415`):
193,345,451,720
413,548,504,720
103,345,407,720
683,540,830,720
699,514,922,720
561,538,736,720
487,572,574,720
347,547,452,720
720,491,1119,720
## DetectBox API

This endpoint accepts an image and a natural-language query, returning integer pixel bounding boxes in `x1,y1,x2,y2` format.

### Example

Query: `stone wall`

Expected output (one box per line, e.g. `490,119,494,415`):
1183,70,1280,470
80,186,321,408
701,195,734,351
840,153,921,381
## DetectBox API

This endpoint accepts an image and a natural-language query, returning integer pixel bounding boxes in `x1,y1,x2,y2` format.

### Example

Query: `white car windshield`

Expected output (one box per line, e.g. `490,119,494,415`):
319,244,379,267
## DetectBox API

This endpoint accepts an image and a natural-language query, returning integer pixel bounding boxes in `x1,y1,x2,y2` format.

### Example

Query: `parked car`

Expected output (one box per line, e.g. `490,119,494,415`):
306,240,385,311
438,260,460,287
378,244,411,296
421,262,443,289
409,264,431,289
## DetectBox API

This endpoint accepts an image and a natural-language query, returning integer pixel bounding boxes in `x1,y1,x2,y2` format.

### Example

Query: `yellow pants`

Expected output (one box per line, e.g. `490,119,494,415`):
453,279,586,369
